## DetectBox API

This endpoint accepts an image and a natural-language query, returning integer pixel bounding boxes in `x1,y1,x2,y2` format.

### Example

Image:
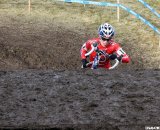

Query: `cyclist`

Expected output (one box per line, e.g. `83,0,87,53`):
80,23,130,69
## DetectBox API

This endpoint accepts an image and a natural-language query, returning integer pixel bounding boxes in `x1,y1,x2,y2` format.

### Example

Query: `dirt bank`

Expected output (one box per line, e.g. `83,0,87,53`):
0,69,160,130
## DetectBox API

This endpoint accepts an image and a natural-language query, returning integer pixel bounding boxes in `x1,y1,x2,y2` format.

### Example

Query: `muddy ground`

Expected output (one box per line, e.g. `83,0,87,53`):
0,69,160,130
0,13,160,130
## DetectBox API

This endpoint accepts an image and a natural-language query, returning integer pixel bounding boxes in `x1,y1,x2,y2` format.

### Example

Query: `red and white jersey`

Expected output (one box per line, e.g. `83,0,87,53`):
80,37,130,69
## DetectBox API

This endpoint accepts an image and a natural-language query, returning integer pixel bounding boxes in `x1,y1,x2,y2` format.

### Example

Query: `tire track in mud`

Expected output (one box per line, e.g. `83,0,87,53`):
0,69,159,130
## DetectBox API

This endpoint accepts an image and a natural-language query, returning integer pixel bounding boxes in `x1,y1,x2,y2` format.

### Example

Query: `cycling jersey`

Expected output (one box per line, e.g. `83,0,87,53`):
80,37,130,69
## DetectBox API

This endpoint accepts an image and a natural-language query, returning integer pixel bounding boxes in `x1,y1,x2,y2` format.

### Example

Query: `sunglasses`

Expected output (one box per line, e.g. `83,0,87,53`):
101,37,111,41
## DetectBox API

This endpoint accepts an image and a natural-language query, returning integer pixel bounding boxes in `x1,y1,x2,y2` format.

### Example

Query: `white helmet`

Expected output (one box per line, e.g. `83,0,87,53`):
98,23,115,40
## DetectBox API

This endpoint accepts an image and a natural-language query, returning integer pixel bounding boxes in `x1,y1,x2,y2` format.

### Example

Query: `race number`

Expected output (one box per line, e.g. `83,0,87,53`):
116,48,126,56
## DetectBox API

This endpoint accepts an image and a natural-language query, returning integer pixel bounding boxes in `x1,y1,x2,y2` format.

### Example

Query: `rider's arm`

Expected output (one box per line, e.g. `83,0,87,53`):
115,44,130,63
80,41,92,59
81,41,93,68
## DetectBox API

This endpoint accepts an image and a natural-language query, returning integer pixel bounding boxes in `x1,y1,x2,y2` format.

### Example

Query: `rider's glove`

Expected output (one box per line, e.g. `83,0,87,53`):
81,59,88,68
93,42,99,52
93,42,98,47
109,54,117,60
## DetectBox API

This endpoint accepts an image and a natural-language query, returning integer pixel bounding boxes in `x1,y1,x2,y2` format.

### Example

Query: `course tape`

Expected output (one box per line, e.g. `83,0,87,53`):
137,0,160,18
59,0,160,35
120,5,160,35
63,0,118,6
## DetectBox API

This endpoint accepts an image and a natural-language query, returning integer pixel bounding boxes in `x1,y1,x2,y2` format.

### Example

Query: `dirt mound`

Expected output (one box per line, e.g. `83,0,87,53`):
0,69,160,130
0,19,85,70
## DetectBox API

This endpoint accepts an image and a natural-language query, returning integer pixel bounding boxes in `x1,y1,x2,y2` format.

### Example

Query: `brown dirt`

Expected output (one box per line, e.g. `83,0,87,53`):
0,69,160,130
0,16,85,70
0,12,160,130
